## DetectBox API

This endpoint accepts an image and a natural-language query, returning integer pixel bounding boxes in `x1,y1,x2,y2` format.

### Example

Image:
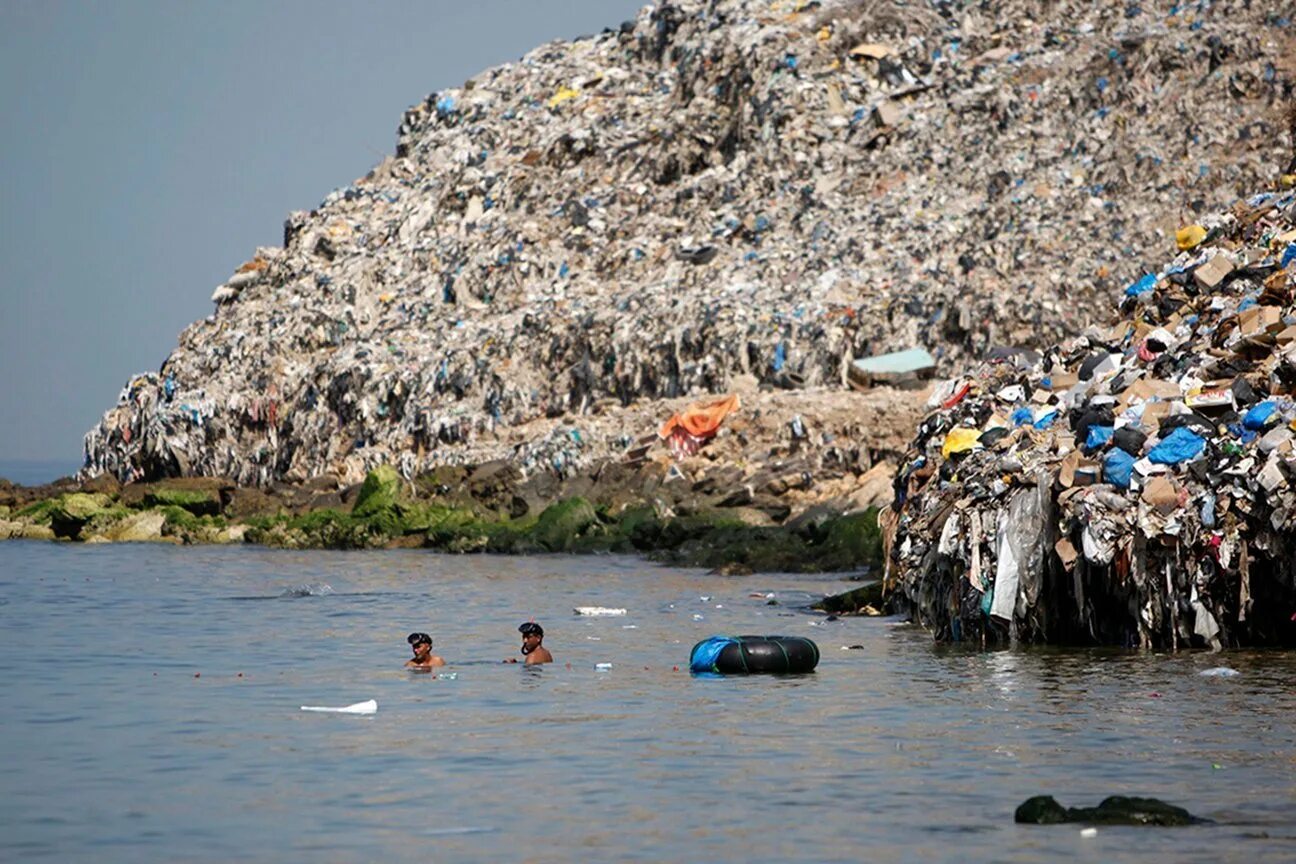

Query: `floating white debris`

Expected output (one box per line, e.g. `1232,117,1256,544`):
301,699,377,714
1199,667,1241,677
574,606,627,616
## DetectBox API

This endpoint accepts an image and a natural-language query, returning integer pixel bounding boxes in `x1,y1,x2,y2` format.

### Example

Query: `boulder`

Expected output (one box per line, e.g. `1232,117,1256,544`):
353,465,404,518
534,497,599,552
107,510,168,543
1015,796,1205,826
225,486,280,519
80,472,122,497
49,493,112,538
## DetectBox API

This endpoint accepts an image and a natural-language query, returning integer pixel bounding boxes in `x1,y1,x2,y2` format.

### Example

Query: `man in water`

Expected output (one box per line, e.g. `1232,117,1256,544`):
506,621,552,665
405,632,446,669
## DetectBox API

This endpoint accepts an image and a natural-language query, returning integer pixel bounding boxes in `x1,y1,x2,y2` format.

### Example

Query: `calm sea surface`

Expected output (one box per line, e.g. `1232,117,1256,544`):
0,459,80,487
1,541,1294,863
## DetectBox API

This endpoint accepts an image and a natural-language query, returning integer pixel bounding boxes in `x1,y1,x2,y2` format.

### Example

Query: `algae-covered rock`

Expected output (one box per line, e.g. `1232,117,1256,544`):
49,493,112,538
1015,795,1205,826
81,505,132,539
143,486,221,516
534,497,599,552
821,509,882,569
615,504,663,550
353,465,404,518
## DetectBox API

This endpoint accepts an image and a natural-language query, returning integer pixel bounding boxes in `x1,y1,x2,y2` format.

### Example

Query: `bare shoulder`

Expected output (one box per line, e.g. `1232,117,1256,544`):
527,648,554,665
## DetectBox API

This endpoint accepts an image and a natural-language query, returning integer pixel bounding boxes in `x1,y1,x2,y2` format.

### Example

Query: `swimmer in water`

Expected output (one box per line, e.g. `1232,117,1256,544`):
405,632,445,669
506,621,552,665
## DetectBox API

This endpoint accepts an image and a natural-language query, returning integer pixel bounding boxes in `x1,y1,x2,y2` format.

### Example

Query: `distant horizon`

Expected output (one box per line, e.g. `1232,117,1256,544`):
0,458,82,487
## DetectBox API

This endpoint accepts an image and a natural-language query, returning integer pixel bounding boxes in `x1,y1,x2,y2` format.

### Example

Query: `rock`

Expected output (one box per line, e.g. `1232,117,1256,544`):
120,477,233,516
534,497,599,552
352,465,404,518
816,581,887,616
224,486,281,519
107,510,168,543
215,524,249,544
1015,796,1206,826
79,473,122,497
821,509,883,569
18,523,55,541
847,462,895,512
49,493,111,538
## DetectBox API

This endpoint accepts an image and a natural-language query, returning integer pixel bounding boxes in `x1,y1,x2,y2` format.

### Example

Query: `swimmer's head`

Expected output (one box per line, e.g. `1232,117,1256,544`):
407,632,432,648
518,621,543,654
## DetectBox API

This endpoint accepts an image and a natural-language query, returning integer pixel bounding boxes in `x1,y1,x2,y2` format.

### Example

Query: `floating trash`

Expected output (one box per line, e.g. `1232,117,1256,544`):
280,583,334,598
574,606,627,616
300,699,376,714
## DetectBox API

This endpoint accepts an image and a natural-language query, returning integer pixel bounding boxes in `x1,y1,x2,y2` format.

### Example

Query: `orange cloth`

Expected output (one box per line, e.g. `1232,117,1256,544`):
658,394,740,440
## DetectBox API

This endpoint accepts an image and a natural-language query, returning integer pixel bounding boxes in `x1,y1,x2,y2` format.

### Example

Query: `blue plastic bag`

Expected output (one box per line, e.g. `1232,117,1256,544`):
1085,425,1115,451
1011,407,1033,426
1103,449,1135,488
1148,427,1206,464
1243,401,1278,430
689,636,738,674
1124,274,1156,297
1033,410,1058,430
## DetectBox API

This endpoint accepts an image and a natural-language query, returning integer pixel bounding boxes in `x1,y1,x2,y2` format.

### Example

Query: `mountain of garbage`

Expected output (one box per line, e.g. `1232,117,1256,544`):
885,185,1296,649
81,0,1293,487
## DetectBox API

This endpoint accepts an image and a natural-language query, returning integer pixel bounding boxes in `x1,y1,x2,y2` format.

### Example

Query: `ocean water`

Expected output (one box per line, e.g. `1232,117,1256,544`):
0,459,80,487
0,541,1293,863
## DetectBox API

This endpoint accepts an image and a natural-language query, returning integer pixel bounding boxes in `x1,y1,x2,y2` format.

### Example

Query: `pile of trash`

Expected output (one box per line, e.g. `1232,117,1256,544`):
81,0,1292,487
885,187,1296,649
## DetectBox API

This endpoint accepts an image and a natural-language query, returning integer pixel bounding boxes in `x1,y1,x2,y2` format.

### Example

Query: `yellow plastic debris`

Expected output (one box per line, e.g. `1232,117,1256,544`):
816,25,832,44
942,428,982,459
1281,174,1296,189
1176,224,1207,251
546,86,581,109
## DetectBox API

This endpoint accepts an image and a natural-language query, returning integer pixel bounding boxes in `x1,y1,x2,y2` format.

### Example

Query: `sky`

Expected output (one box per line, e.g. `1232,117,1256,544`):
0,0,645,475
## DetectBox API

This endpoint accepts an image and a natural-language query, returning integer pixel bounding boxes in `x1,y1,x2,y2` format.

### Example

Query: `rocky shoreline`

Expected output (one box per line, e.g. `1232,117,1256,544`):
4,386,915,575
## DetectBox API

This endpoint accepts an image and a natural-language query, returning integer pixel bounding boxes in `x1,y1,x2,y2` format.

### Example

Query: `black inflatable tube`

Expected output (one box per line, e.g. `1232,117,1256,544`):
707,636,820,674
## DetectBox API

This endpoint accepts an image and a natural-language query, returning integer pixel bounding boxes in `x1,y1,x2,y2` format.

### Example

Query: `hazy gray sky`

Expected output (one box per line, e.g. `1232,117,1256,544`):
0,0,644,470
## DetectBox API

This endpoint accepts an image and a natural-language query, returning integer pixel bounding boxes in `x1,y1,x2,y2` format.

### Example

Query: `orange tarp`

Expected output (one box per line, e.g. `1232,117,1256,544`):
658,394,741,440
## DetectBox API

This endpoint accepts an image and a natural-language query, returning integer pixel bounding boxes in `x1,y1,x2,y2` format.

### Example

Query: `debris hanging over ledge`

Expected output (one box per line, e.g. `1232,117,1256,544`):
885,187,1296,649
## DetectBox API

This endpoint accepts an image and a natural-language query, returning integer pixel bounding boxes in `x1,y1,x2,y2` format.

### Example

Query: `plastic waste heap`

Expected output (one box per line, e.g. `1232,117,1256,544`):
82,1,1291,489
885,187,1296,650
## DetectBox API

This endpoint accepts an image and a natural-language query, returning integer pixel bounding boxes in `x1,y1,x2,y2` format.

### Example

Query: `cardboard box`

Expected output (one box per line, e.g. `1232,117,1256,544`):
1141,476,1180,514
1239,305,1283,337
1185,387,1234,411
1047,371,1079,391
1119,377,1182,408
1140,401,1173,425
1194,255,1234,289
